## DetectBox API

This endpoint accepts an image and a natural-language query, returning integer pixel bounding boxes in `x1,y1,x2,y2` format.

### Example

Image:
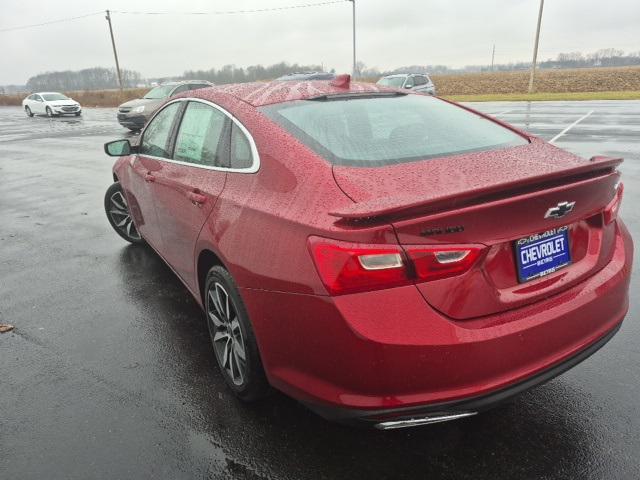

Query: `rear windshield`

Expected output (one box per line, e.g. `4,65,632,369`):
261,94,528,167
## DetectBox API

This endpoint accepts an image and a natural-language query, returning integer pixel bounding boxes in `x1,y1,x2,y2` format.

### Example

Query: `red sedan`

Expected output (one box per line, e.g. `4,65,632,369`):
104,76,633,429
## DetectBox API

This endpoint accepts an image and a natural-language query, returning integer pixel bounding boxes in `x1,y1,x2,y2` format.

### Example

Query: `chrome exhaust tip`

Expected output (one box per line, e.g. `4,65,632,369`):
375,411,477,430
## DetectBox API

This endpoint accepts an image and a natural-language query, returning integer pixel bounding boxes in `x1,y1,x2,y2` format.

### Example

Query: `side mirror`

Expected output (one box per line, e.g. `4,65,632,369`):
104,139,135,157
404,84,414,89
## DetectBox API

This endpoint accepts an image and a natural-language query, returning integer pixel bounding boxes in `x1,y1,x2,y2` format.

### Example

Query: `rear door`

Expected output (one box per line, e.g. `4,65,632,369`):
149,100,229,290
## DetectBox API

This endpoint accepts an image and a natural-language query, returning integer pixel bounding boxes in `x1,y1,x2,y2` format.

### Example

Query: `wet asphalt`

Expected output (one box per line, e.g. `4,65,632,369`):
1,101,639,480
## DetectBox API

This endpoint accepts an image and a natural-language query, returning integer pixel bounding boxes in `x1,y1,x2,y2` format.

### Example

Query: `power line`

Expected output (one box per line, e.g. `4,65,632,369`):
112,1,348,16
0,11,103,33
0,1,348,33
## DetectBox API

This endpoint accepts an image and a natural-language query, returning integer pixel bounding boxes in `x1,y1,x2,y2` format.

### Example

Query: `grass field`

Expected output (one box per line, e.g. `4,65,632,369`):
443,90,640,102
0,88,147,108
2,66,640,107
431,66,640,95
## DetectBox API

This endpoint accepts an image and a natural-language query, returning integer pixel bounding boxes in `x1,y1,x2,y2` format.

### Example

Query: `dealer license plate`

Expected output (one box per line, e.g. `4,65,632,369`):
515,226,571,283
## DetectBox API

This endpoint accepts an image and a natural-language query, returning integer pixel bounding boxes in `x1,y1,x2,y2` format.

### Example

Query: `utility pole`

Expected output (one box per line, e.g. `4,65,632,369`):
491,44,495,71
528,0,544,93
349,0,356,77
105,10,124,91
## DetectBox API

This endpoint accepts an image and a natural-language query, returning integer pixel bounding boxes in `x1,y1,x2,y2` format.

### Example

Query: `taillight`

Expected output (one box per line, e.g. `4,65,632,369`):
603,182,624,225
407,247,483,282
308,236,483,295
308,238,409,295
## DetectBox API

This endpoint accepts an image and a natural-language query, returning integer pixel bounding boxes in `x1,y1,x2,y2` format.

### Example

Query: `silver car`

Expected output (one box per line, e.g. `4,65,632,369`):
377,73,436,96
116,80,213,131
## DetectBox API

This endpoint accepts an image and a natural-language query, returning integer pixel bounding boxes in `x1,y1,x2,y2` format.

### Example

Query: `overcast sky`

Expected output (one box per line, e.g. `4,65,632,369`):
1,0,639,84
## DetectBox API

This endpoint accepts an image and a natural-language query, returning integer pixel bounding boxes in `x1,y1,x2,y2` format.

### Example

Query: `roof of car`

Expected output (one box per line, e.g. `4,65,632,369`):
276,72,336,81
159,80,212,87
193,79,396,107
382,73,428,78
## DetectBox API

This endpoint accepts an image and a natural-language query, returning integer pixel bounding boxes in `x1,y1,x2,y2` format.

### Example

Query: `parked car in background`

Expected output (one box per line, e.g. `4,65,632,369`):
276,71,336,81
22,92,82,117
117,80,213,131
102,76,632,429
377,73,436,95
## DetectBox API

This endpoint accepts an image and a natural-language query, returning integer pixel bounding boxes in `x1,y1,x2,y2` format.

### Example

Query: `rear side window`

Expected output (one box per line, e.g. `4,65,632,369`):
261,94,527,167
140,102,181,158
173,102,226,166
230,124,253,169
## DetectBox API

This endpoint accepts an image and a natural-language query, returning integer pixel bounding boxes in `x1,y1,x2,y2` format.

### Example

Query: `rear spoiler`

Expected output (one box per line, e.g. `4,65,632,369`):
330,156,623,221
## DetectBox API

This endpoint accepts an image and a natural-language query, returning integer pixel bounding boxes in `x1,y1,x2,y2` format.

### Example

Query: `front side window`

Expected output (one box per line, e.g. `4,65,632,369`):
171,84,190,96
143,85,175,100
140,102,181,158
173,102,226,166
413,76,427,86
261,94,528,167
230,124,253,169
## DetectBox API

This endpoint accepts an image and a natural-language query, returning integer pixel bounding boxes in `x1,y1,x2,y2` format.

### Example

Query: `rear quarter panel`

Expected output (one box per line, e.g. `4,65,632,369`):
193,95,397,297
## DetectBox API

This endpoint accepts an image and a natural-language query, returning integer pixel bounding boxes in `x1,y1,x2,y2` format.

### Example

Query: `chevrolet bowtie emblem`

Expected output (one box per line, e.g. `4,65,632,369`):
544,201,576,219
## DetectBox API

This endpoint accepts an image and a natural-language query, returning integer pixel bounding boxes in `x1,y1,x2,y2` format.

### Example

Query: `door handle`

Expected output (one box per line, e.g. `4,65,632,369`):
188,191,207,206
144,172,155,182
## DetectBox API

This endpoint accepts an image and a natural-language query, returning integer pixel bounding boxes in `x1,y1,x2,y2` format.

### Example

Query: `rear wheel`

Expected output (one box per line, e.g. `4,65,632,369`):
25,106,33,117
205,266,270,401
104,182,145,244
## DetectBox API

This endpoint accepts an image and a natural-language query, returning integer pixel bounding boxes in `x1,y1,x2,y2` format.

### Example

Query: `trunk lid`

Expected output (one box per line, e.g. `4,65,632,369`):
332,141,622,319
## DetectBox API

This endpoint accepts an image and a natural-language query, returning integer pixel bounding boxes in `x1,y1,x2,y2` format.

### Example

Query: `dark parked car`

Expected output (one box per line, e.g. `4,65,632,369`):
103,75,632,429
377,73,436,95
117,80,213,131
276,71,336,81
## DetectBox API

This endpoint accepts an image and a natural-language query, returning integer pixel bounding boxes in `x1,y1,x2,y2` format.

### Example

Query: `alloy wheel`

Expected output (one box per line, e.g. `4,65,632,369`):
107,190,141,241
46,107,52,117
207,282,247,386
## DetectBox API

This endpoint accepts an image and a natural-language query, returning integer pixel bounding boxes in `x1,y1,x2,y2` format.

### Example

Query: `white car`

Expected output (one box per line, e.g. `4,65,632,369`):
22,92,82,117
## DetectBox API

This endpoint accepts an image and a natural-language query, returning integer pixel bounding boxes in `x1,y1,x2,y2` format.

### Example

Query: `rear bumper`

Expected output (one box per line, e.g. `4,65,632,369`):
241,221,633,423
308,321,621,426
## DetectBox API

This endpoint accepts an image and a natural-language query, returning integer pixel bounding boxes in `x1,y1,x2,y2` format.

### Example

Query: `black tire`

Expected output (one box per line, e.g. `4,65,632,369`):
25,106,34,117
205,266,270,401
45,106,54,117
104,182,145,244
75,111,81,116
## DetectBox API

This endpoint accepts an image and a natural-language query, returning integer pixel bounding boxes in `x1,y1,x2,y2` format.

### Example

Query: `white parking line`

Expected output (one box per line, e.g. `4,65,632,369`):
549,110,594,144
